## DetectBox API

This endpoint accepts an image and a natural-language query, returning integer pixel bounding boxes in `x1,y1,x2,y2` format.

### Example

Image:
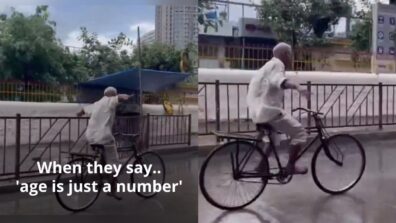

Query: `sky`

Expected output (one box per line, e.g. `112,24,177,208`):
0,0,391,47
0,0,158,48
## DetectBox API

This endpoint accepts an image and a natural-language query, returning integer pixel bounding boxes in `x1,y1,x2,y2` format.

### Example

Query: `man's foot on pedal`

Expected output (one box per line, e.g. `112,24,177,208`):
107,192,122,201
286,164,308,175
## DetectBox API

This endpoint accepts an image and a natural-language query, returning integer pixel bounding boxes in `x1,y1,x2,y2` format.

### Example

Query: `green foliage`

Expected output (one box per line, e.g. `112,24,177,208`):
77,27,134,78
0,5,195,86
349,0,371,52
0,6,85,84
131,42,182,72
350,20,371,51
78,28,196,77
257,0,354,46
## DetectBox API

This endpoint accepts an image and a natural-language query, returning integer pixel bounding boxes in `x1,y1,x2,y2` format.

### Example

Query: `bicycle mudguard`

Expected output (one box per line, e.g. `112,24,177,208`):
318,143,343,166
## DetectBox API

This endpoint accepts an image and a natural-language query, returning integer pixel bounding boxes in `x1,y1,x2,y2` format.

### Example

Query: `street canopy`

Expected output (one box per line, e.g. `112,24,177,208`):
79,68,190,93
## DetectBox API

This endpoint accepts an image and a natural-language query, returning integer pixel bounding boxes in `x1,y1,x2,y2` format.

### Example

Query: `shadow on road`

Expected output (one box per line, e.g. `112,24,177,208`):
311,193,366,223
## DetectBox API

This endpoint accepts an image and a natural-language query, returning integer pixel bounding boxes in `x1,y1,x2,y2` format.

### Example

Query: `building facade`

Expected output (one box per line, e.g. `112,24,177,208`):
155,5,198,50
141,30,156,46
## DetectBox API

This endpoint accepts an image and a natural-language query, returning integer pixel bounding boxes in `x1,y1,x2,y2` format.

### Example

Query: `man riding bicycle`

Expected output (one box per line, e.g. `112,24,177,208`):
77,86,132,200
247,42,310,175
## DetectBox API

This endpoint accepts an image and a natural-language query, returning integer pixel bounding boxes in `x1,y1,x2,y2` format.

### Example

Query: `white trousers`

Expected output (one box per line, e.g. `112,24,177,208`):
268,113,308,146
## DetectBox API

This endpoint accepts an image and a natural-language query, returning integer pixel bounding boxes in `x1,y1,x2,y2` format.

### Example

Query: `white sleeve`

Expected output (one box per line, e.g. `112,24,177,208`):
109,96,119,108
272,72,287,89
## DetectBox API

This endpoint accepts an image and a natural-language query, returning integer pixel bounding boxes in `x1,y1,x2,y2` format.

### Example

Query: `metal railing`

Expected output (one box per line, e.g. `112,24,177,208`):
199,44,371,72
199,80,396,135
0,114,192,181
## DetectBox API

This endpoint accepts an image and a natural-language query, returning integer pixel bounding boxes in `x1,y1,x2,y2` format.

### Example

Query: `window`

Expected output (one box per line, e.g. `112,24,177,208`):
378,46,384,54
378,15,385,24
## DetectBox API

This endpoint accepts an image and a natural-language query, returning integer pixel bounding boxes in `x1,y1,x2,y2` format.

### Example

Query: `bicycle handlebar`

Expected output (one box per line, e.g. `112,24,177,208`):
292,107,323,115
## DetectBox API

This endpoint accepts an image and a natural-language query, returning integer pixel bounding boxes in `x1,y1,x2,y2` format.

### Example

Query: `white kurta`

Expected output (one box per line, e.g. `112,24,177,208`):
84,96,119,145
247,57,287,124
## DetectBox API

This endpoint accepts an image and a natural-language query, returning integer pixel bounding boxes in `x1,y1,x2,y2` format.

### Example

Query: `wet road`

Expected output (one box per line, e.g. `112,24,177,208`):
0,151,198,222
198,138,396,223
1,137,396,222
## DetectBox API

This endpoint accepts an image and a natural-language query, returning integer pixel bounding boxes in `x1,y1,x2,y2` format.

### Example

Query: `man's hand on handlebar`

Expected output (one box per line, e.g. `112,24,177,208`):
118,94,134,102
282,79,311,100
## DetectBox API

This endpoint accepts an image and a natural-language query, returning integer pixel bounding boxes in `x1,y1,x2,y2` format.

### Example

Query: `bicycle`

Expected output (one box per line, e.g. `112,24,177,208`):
55,133,166,212
199,107,366,210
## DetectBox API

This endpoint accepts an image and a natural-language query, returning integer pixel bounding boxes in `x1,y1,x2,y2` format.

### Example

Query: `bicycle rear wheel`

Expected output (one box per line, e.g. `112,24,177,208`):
312,134,365,194
200,141,269,210
131,151,166,198
55,158,103,212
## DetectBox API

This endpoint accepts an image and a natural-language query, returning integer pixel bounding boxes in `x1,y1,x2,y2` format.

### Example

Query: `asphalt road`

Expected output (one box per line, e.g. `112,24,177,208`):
1,137,396,223
0,151,198,222
198,137,396,223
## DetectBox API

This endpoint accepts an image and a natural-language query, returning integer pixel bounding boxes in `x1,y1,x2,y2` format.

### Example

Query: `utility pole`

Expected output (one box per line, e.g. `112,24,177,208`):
137,26,143,115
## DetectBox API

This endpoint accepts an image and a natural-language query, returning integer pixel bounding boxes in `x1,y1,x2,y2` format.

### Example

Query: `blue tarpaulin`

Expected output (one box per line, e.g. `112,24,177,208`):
79,68,190,93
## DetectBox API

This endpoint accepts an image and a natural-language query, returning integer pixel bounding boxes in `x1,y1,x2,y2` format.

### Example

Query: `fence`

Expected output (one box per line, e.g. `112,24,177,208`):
0,114,191,181
198,80,396,135
0,81,77,103
199,44,371,72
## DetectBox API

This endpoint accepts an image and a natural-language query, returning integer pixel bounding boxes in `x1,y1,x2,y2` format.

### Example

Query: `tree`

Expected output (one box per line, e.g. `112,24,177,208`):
349,0,371,52
0,6,84,84
350,19,371,51
77,27,134,78
257,0,354,46
0,5,193,85
131,42,183,72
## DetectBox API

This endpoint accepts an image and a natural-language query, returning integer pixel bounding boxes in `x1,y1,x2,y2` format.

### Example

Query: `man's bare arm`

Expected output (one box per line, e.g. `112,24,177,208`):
118,94,133,102
281,79,310,99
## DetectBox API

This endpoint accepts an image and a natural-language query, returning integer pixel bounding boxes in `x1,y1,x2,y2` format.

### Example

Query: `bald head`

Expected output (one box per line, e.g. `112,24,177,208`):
104,86,117,97
273,42,292,69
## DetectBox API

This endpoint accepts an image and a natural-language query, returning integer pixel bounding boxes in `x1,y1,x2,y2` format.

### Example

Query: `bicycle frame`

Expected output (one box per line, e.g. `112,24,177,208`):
92,144,140,177
232,113,342,180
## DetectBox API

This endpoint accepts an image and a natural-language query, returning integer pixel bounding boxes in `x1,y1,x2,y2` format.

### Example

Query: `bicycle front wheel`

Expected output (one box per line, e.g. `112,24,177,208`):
200,141,269,210
131,151,166,198
55,158,102,212
312,134,366,194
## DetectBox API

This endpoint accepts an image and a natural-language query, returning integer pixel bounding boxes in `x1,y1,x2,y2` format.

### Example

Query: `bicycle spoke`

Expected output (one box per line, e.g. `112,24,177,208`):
312,134,365,194
200,141,269,210
55,158,101,212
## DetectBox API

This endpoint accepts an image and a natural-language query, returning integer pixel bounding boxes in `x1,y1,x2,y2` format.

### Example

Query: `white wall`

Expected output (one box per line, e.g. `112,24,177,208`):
199,68,396,84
